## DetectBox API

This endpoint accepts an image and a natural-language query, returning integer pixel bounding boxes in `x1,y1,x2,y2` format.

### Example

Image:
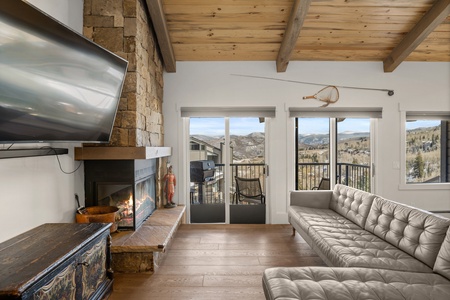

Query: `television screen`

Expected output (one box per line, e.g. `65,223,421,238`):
0,1,128,143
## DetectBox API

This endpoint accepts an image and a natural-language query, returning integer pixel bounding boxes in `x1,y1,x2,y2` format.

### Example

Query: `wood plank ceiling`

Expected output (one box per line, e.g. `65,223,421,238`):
146,0,450,73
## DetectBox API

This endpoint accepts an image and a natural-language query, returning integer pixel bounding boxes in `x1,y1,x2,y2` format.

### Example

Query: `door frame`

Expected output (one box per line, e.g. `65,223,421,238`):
183,116,270,224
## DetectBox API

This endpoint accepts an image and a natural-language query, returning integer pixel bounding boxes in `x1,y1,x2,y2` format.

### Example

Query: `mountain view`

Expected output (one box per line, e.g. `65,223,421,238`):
192,131,371,164
191,133,265,163
192,124,442,184
405,125,441,183
298,131,369,146
298,131,371,166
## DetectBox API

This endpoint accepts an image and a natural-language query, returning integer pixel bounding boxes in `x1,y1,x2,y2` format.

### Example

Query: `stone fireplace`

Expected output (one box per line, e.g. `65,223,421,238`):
84,0,165,148
75,0,181,274
80,0,170,212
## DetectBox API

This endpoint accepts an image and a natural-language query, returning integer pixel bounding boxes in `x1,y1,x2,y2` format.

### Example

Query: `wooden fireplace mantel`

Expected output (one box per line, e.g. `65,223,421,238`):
74,146,171,160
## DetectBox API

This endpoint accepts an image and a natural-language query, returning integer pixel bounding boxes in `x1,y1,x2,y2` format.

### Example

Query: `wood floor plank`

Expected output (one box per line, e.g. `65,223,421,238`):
203,275,262,287
142,275,205,287
218,242,310,250
171,241,220,250
258,256,327,267
110,286,265,300
198,235,294,244
163,256,262,266
112,273,204,288
108,224,325,300
167,249,319,257
156,265,269,276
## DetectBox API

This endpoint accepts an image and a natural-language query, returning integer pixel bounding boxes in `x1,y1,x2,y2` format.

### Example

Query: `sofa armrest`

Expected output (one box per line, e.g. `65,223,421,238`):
290,190,332,209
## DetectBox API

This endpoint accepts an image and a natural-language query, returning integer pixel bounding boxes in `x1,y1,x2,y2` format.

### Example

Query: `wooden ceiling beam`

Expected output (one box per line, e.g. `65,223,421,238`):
146,0,176,72
276,0,312,72
383,0,450,73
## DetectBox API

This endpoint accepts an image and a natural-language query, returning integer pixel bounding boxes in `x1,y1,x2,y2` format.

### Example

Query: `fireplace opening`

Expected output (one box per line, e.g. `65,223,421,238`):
96,175,156,229
84,159,157,230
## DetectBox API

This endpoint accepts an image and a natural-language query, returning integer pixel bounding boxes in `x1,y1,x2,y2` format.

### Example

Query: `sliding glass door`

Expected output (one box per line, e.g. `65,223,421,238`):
189,117,266,223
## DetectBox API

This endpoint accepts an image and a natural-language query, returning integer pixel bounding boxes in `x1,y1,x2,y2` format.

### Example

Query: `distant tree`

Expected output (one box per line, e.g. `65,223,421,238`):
413,151,424,180
433,134,439,144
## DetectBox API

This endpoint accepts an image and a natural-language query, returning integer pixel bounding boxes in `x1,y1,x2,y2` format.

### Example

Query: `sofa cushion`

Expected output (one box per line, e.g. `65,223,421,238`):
365,197,450,268
434,226,450,280
288,206,362,235
308,222,433,272
289,206,433,272
262,267,450,300
329,184,376,228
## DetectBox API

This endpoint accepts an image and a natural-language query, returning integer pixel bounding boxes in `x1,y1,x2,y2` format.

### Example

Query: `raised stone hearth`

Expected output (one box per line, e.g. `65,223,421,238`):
111,205,186,273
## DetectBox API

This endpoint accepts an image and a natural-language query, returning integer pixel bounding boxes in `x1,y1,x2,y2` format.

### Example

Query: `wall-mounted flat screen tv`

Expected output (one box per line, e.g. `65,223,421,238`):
0,1,128,143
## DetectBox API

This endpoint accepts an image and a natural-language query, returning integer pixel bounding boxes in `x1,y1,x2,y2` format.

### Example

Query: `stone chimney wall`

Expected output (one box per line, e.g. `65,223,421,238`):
83,0,164,147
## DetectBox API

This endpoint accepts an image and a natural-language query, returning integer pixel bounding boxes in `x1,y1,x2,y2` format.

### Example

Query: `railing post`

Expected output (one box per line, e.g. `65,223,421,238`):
345,165,349,186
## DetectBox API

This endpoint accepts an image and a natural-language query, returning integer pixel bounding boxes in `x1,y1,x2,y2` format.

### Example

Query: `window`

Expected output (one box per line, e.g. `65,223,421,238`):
336,118,372,191
405,116,449,184
190,143,200,151
295,117,372,191
290,107,381,192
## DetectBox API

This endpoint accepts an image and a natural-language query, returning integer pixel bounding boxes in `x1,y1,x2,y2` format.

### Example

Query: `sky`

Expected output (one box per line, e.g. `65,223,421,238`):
190,117,440,136
190,117,370,136
405,120,440,130
298,118,370,135
190,118,265,136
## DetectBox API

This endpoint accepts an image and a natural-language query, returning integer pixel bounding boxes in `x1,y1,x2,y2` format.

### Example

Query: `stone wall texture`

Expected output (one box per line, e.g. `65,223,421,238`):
83,0,164,147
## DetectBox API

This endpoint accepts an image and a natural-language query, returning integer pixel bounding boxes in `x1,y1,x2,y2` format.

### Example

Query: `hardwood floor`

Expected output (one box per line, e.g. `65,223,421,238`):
108,224,326,300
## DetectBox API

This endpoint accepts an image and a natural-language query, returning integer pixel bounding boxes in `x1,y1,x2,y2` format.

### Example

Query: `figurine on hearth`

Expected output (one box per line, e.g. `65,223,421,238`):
163,165,177,208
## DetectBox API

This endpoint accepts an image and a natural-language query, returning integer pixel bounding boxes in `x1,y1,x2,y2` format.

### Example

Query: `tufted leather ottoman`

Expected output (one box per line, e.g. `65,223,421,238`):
262,266,450,300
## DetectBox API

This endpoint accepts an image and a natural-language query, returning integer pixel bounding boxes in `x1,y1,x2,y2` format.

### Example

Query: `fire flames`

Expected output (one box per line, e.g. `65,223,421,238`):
124,194,133,216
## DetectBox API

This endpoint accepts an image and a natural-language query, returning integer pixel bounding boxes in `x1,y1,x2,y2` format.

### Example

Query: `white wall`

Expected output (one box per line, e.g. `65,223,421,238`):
0,0,84,242
27,0,83,34
163,61,450,223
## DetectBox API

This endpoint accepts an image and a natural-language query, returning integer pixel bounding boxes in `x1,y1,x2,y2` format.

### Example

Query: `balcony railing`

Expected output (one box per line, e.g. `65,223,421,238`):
189,162,370,205
297,162,371,191
190,163,265,204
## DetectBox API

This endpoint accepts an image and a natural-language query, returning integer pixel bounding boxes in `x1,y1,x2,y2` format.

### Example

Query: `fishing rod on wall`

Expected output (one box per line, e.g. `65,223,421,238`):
231,74,394,108
230,74,395,96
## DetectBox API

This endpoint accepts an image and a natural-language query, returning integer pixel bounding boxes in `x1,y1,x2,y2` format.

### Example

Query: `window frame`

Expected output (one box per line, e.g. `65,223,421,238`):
294,116,376,193
399,111,450,190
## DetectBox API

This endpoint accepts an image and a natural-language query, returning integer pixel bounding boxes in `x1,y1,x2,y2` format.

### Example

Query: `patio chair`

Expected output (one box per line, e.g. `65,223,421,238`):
234,177,265,204
312,177,330,190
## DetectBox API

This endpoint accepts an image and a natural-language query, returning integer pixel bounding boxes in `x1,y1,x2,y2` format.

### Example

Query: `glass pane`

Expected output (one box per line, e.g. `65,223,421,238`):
189,118,225,222
406,120,446,183
336,118,371,191
296,118,330,190
230,118,265,204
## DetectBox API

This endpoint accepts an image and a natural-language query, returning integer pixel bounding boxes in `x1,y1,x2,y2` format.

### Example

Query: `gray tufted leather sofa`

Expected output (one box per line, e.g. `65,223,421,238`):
262,184,450,300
